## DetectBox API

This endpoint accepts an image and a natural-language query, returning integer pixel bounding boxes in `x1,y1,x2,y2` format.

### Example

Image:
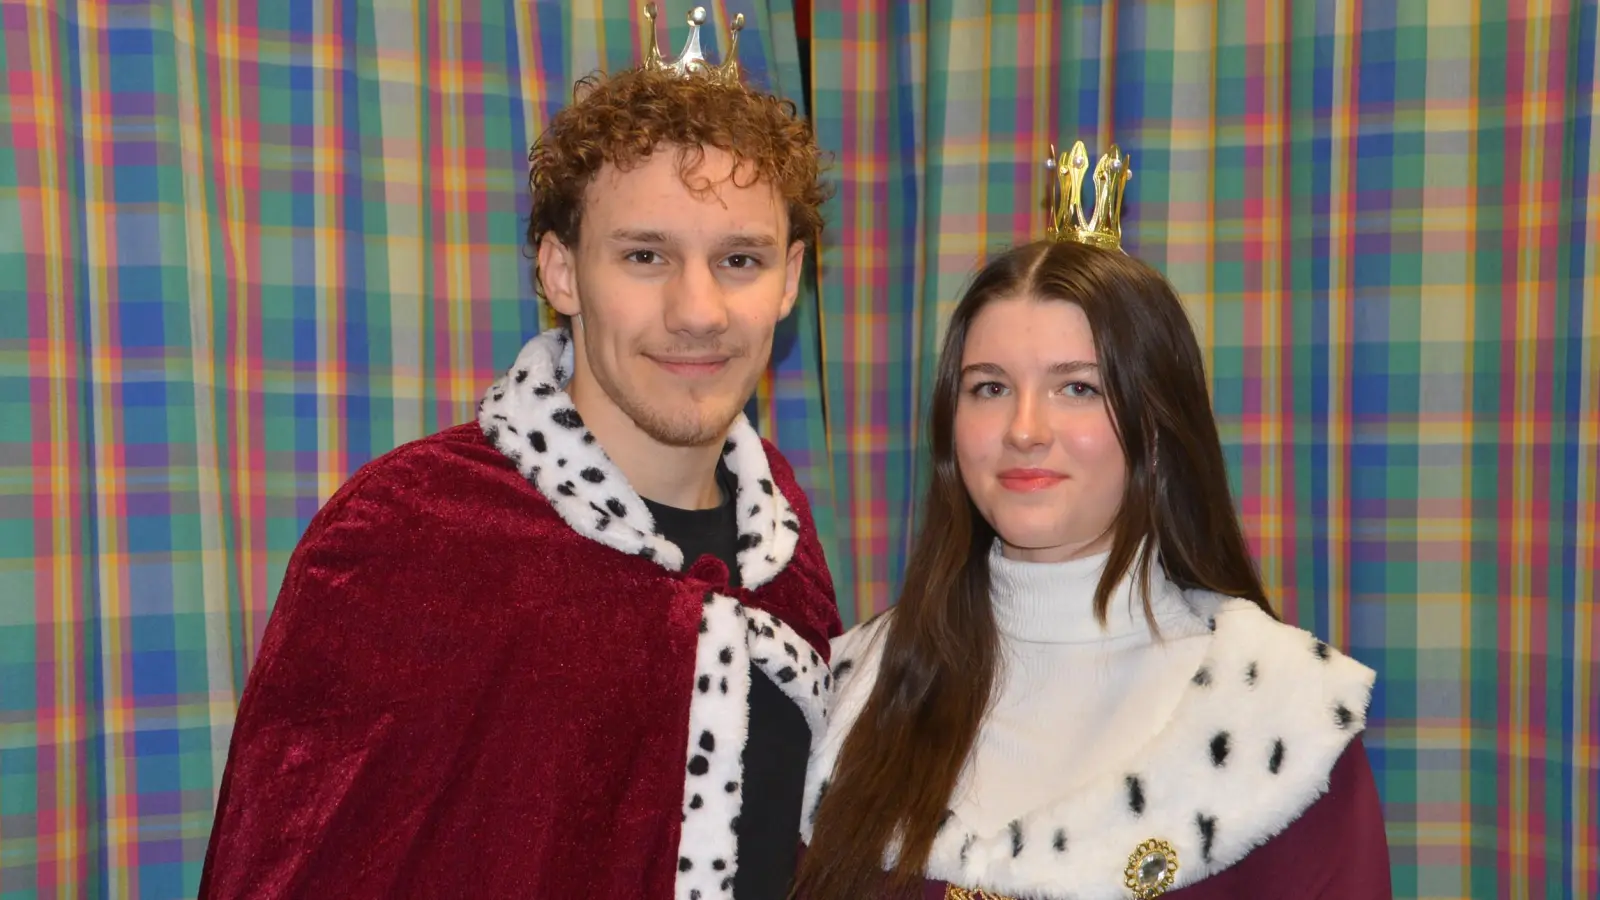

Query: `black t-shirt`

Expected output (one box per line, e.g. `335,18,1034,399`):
642,463,810,899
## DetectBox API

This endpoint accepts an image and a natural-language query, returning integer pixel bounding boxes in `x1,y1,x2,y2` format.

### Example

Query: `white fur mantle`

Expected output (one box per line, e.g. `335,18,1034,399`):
477,329,831,900
800,593,1376,899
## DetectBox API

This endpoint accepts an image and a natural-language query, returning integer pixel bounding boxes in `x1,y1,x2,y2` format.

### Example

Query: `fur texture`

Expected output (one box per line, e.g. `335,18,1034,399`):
801,593,1376,899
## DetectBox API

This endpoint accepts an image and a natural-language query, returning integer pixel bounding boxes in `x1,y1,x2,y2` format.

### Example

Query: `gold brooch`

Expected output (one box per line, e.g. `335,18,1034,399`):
1124,838,1179,898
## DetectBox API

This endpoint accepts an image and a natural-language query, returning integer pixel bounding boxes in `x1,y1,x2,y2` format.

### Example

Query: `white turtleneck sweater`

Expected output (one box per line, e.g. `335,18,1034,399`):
946,545,1215,835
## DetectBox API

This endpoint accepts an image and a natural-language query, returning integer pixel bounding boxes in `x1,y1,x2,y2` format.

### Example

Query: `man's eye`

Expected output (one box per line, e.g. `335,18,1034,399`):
724,254,762,269
624,250,661,264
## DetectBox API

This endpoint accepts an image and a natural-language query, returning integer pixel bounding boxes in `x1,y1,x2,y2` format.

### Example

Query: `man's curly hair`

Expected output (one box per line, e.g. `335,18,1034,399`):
527,68,831,263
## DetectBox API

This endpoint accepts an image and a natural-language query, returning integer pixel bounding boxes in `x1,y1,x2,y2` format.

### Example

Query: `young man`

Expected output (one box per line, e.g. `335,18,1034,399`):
198,8,841,898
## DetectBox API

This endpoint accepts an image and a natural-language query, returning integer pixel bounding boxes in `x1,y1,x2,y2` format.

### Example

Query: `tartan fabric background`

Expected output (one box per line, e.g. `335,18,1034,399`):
813,2,1598,896
0,0,1595,898
0,1,820,896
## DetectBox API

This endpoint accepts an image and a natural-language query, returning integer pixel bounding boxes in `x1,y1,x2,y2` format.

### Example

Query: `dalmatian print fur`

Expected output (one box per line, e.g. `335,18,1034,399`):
720,431,803,592
478,329,684,568
802,594,1376,900
677,592,754,899
673,598,831,900
744,605,831,736
477,329,830,899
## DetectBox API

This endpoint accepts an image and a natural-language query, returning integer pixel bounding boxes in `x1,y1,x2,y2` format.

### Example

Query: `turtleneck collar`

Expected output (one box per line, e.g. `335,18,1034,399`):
987,541,1201,644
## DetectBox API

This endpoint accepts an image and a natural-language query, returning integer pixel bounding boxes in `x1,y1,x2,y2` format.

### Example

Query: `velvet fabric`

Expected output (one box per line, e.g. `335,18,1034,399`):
198,422,840,898
913,737,1391,899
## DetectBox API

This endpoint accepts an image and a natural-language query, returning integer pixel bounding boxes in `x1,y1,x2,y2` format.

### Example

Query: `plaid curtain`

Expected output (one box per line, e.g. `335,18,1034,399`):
810,0,1599,896
0,1,819,895
4,0,1598,897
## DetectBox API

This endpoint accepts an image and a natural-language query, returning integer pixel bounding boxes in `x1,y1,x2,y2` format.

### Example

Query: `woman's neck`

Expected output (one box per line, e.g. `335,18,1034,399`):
987,542,1191,644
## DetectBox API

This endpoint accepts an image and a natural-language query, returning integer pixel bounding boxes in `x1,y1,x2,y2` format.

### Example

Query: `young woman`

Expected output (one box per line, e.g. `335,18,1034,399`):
796,239,1391,899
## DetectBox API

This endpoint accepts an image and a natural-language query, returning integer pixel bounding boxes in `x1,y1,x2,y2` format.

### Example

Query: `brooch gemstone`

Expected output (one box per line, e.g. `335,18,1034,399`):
1123,838,1179,898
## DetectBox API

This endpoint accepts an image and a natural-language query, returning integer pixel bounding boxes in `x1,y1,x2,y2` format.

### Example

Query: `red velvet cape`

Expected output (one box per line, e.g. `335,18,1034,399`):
199,421,841,897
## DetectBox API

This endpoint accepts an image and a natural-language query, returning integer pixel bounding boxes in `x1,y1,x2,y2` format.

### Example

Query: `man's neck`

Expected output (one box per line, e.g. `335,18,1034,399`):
567,375,727,511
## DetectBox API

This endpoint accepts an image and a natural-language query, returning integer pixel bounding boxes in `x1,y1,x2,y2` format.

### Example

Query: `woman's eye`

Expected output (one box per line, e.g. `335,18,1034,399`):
967,381,1007,398
1064,382,1102,398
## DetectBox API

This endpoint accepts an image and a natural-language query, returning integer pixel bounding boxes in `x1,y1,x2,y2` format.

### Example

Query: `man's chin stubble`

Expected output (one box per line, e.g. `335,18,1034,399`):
636,407,742,448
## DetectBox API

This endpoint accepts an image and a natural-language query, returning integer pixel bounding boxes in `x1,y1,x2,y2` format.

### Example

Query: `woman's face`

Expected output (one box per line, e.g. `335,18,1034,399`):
953,295,1128,562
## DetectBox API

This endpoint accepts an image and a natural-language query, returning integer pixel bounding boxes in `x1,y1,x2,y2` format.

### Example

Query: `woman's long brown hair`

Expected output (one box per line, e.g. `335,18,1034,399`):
794,240,1277,899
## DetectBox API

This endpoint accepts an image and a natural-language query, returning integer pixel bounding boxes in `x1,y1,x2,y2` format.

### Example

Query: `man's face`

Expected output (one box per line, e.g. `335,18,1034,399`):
539,146,805,449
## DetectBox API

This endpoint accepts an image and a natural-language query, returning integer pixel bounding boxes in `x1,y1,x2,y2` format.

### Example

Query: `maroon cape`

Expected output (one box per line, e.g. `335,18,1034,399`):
200,387,840,897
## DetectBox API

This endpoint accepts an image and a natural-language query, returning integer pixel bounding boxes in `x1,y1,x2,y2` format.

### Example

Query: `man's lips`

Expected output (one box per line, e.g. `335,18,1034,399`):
996,468,1067,492
649,355,730,377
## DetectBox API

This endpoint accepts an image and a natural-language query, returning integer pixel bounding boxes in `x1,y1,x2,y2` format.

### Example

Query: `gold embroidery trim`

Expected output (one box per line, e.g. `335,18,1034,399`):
945,888,1018,900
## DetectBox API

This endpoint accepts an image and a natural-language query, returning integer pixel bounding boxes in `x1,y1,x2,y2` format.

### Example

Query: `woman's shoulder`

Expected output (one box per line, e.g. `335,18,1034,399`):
813,610,897,749
827,609,895,686
1181,733,1392,897
801,610,896,843
1184,590,1377,712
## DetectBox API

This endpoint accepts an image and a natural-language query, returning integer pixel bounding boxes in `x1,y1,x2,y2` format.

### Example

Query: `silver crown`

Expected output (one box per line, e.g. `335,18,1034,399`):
641,4,744,84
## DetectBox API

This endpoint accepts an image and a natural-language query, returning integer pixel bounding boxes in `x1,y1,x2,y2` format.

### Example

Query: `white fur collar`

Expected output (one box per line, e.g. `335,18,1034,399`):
801,594,1376,899
477,329,830,900
476,328,801,590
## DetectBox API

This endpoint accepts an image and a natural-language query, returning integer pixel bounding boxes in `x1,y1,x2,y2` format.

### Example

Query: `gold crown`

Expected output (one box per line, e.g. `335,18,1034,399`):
641,3,745,84
1044,141,1132,250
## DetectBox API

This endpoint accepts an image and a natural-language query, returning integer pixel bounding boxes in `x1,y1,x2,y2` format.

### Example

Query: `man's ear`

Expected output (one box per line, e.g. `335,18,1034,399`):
778,239,806,319
537,232,581,317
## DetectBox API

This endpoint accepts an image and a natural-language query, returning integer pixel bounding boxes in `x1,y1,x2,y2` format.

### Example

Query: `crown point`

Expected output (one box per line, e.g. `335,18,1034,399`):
732,12,745,31
644,2,658,21
689,6,707,25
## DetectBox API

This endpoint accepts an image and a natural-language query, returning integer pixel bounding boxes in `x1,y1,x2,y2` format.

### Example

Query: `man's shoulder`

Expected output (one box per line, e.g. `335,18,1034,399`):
357,420,500,472
338,421,512,494
755,437,817,517
303,421,554,543
756,435,797,478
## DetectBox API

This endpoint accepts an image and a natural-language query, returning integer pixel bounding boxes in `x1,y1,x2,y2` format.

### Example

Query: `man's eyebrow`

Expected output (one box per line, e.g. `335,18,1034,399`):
718,233,779,249
606,228,671,243
603,230,779,250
